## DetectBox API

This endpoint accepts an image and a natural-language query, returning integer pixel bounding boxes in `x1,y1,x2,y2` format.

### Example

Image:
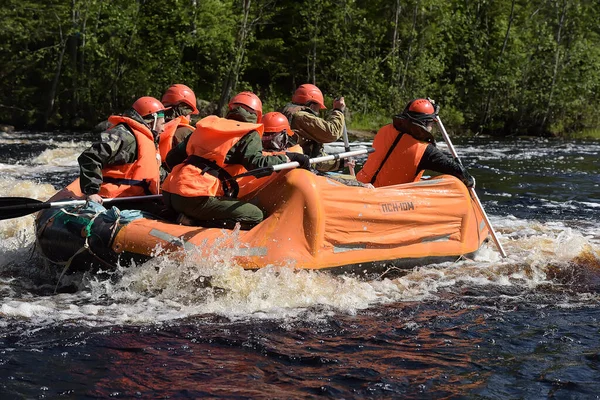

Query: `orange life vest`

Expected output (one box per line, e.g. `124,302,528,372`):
357,124,428,187
162,115,263,198
99,115,161,197
158,116,195,162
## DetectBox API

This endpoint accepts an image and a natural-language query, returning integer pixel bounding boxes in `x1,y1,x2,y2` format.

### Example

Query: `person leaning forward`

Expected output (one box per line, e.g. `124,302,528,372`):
78,97,167,205
280,83,345,173
356,98,474,188
161,91,311,230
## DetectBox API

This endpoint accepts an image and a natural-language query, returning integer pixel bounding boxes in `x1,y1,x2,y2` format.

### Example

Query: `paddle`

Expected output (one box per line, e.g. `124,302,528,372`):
229,148,373,180
435,117,508,258
338,97,356,177
341,124,356,177
0,194,164,221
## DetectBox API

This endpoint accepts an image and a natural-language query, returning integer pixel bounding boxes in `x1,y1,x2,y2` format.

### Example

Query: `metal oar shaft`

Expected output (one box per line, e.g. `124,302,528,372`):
231,148,373,180
275,148,372,171
0,194,164,221
341,124,356,177
436,118,507,258
48,194,164,208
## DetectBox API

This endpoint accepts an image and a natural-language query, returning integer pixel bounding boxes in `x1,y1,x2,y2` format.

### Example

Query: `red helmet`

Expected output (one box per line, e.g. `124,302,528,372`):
402,98,438,127
161,84,199,114
292,83,326,109
132,97,167,118
262,112,292,136
407,98,436,115
228,91,263,122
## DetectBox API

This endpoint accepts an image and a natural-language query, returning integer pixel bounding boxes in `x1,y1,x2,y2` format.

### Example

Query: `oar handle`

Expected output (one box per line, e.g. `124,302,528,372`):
231,148,373,180
435,117,507,258
283,148,372,170
47,194,164,208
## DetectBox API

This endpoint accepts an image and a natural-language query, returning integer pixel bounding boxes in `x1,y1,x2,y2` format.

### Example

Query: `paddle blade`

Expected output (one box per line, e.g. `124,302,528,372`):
0,197,46,220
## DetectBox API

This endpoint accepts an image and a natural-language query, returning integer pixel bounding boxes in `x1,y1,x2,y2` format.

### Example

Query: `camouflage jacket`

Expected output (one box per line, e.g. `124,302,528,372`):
280,103,345,172
78,108,159,195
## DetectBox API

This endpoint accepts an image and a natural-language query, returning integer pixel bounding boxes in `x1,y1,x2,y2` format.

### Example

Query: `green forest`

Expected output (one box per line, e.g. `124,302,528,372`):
1,0,599,137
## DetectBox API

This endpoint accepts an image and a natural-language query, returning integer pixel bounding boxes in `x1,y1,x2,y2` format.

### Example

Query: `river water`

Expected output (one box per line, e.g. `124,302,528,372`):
0,131,599,398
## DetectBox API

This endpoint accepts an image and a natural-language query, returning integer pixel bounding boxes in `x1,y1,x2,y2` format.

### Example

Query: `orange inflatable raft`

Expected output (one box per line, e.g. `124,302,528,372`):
35,170,489,274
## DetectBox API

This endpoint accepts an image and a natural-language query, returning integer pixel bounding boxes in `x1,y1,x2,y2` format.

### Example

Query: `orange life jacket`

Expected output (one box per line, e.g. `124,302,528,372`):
162,115,263,198
99,115,161,197
357,124,428,187
158,116,195,162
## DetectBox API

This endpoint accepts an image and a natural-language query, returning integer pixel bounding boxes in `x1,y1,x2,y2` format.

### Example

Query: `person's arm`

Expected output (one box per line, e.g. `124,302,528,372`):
293,109,345,143
173,126,193,147
227,131,287,170
417,144,474,187
78,127,137,195
164,134,191,171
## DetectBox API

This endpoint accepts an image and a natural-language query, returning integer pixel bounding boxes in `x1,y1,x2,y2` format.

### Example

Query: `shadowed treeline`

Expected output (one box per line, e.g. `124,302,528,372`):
1,0,599,136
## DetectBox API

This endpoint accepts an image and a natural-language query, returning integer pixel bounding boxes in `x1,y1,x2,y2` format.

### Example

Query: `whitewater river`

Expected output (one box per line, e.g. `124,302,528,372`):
0,130,599,398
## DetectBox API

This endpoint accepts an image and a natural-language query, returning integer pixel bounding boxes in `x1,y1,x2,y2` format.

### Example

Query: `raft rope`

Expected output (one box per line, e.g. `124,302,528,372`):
51,206,119,293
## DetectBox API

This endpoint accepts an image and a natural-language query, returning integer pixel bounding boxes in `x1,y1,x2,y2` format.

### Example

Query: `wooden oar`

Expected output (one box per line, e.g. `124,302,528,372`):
436,117,507,258
0,194,164,221
229,148,373,180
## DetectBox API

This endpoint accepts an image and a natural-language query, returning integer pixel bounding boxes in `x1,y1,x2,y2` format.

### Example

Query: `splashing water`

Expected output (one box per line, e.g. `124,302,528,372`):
1,132,600,398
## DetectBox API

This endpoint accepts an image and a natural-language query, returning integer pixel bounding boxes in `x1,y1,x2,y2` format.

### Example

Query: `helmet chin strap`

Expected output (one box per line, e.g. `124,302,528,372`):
143,113,160,138
151,113,158,131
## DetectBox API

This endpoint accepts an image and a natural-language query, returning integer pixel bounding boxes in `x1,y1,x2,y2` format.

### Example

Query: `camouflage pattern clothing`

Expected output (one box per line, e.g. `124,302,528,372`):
163,108,288,228
280,102,345,172
78,108,157,195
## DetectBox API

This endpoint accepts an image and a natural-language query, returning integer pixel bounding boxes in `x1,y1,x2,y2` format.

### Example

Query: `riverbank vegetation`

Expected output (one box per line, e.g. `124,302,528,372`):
1,0,599,137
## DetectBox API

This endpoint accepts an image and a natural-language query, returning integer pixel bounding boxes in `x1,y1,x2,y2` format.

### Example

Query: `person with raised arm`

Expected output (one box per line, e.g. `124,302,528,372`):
280,83,346,173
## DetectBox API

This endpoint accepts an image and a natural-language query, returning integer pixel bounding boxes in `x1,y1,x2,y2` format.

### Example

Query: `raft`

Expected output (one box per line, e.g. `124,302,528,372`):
35,170,489,275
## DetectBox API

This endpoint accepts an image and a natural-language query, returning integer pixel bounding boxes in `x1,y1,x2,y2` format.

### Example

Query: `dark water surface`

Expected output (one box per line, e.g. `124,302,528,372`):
1,132,599,398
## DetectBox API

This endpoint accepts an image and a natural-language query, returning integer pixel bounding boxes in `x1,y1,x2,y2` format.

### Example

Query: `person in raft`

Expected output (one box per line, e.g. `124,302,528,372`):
161,91,312,229
356,98,474,188
262,111,369,189
280,83,346,173
260,111,304,155
158,84,198,164
78,96,168,205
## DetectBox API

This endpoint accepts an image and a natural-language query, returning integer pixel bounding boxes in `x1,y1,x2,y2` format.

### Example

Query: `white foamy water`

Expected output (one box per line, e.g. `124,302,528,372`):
1,132,599,328
0,140,88,178
32,141,91,165
1,208,598,327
